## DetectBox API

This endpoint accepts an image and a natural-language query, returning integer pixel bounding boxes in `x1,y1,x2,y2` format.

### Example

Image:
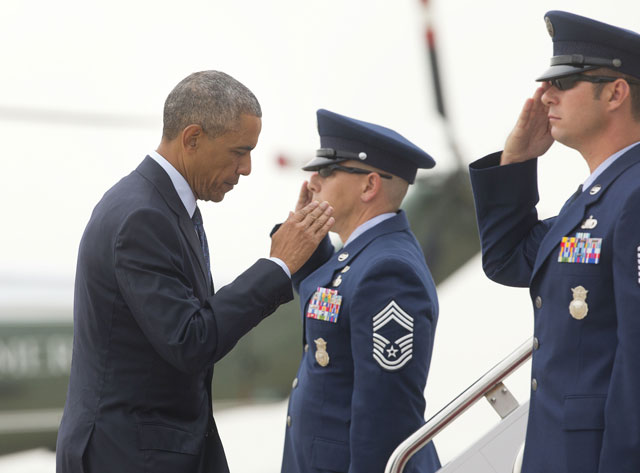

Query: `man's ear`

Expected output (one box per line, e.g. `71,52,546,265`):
607,79,631,113
182,124,203,151
361,173,382,203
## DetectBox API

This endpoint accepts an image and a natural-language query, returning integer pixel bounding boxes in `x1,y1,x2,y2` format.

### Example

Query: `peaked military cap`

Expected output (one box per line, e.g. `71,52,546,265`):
537,11,640,81
302,109,435,184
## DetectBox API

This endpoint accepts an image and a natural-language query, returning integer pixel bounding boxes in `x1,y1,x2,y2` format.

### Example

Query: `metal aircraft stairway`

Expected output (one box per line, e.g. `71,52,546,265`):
385,338,533,473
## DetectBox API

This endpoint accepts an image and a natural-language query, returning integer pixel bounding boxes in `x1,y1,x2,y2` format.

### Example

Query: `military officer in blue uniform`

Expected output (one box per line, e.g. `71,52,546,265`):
469,11,640,473
279,109,441,473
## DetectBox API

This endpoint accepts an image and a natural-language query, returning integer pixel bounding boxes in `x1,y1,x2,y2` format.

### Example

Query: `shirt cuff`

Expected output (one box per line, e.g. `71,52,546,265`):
268,257,291,279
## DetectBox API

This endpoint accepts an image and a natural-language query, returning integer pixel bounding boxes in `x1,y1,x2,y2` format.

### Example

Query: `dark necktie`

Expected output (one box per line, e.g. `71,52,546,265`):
559,184,583,214
192,206,212,283
569,184,583,204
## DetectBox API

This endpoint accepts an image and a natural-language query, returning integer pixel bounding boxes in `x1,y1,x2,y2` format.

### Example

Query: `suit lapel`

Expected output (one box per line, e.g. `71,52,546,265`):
532,147,640,279
136,157,210,286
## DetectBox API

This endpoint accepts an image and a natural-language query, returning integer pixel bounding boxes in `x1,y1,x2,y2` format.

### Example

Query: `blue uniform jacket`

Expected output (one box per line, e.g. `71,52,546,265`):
469,148,640,473
281,211,440,473
56,157,293,473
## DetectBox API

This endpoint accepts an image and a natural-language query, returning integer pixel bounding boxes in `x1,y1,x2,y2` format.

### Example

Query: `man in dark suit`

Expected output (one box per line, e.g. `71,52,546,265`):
469,12,640,473
56,70,334,473
280,109,441,473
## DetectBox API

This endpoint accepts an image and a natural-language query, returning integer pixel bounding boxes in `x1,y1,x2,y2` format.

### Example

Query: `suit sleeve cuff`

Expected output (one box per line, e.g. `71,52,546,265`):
268,257,291,279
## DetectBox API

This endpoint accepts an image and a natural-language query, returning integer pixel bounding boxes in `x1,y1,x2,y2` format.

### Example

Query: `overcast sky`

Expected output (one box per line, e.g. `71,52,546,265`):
1,0,637,310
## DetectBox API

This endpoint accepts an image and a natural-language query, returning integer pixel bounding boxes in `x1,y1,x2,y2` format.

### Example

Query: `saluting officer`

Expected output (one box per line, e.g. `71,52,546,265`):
469,11,640,473
279,109,441,473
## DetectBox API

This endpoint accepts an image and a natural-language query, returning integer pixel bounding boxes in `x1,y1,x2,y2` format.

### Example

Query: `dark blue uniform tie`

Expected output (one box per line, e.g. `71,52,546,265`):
192,206,212,283
559,184,583,214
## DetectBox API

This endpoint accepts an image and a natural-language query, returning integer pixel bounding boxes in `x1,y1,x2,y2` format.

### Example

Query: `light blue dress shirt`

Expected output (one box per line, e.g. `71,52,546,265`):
582,141,640,191
344,212,396,247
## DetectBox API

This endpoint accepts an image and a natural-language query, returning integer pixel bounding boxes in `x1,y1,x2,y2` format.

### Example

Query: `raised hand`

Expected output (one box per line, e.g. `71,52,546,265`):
270,200,334,274
295,181,313,213
502,83,555,165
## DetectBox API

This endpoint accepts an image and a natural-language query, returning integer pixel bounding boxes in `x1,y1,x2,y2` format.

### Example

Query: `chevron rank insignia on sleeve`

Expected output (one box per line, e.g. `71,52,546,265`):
372,300,413,371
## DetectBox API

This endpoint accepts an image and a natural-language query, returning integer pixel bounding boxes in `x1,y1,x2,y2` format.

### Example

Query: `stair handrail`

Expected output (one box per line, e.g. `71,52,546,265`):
384,337,533,473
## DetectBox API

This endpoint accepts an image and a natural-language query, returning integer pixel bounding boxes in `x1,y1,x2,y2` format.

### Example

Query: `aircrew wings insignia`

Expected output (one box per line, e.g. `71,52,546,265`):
372,300,413,371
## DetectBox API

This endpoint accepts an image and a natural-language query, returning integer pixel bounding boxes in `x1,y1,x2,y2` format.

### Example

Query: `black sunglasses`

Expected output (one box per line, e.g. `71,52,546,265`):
317,164,392,179
550,74,640,91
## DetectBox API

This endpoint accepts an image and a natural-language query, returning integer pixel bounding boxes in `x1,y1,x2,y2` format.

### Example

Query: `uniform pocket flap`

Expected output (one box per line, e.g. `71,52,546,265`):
563,395,606,431
311,437,350,472
137,423,201,455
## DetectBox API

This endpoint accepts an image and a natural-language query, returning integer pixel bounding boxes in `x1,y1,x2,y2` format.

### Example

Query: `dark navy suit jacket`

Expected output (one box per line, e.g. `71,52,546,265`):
470,147,640,473
281,211,440,473
56,156,293,473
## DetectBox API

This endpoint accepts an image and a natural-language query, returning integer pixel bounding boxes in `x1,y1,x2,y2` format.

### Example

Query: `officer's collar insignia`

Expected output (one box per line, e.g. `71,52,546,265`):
340,265,350,273
558,232,602,264
306,287,342,323
372,300,413,371
569,286,589,320
314,338,330,367
589,184,602,195
580,215,598,229
337,252,349,262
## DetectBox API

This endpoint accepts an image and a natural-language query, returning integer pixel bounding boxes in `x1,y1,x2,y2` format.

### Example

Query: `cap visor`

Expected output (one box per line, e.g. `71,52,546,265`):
301,156,348,171
536,64,599,81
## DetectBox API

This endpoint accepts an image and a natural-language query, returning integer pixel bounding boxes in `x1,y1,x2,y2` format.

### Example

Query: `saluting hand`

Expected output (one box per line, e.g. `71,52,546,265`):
295,181,313,213
502,83,555,165
270,198,334,275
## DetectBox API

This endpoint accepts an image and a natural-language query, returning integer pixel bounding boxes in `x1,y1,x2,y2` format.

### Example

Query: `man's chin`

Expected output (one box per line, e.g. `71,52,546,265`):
200,192,225,203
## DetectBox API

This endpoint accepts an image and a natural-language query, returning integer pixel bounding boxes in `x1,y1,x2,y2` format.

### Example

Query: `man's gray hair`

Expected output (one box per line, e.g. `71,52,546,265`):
162,70,262,140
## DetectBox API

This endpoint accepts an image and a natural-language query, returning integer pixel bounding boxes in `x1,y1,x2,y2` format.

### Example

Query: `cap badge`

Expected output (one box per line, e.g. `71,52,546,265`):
581,215,598,230
314,338,330,367
545,16,555,37
569,286,589,320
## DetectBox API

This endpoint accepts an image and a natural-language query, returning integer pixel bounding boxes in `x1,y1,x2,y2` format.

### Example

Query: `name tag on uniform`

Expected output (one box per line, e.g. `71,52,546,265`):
306,287,342,323
558,232,602,264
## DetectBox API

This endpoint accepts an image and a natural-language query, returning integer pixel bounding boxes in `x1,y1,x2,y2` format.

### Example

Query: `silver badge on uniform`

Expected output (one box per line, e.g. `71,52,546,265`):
314,338,330,367
332,275,342,287
581,215,598,229
589,185,602,195
569,286,589,320
372,300,414,371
